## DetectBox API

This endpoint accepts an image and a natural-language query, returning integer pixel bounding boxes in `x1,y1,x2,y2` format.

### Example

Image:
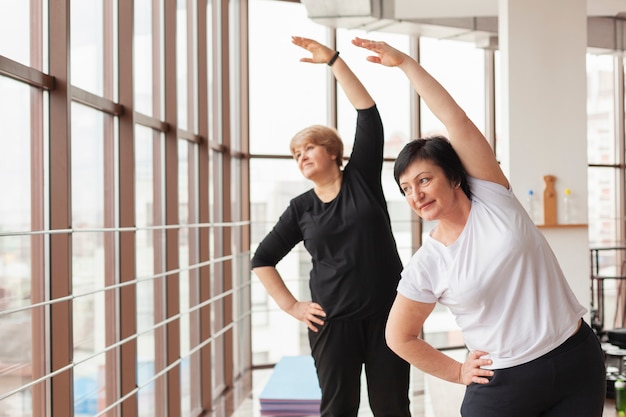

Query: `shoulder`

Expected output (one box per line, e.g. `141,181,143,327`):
468,176,514,201
356,104,381,124
288,189,317,212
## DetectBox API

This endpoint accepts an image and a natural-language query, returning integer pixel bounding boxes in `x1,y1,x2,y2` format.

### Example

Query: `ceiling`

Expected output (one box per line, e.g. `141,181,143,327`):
300,0,626,50
393,0,626,19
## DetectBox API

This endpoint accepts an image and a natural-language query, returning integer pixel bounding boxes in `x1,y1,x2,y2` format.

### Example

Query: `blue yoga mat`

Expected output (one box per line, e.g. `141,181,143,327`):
259,355,321,416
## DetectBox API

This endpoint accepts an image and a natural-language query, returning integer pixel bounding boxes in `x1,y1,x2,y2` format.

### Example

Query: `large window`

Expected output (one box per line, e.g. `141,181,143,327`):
248,1,488,365
0,0,247,416
586,53,626,333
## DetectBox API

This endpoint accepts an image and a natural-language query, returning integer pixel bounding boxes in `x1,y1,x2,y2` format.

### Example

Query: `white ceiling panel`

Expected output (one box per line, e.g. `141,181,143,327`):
393,0,626,19
394,0,497,19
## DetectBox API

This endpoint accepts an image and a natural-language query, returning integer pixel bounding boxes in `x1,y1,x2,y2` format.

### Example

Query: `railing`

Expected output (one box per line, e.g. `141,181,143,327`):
590,245,626,337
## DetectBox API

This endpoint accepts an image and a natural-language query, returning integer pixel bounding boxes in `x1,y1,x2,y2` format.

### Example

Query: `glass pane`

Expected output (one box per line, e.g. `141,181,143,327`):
248,0,327,155
71,102,105,297
206,1,214,133
250,159,311,365
73,343,106,415
135,125,162,416
229,0,242,153
336,30,411,159
588,167,618,247
177,0,189,130
0,78,31,235
180,357,191,416
589,246,626,334
587,54,616,165
0,2,30,65
178,141,191,415
419,37,485,138
0,74,35,417
71,0,104,95
137,351,157,417
0,309,33,415
71,103,107,417
383,161,413,264
418,37,486,349
135,0,156,116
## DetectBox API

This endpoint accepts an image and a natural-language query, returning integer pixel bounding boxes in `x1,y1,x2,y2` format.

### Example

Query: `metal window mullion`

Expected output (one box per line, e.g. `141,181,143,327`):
411,35,423,254
327,28,337,130
219,0,235,391
196,0,212,410
484,48,497,153
103,1,121,416
48,1,73,416
30,0,47,415
151,0,167,415
238,0,252,376
615,56,626,246
0,55,55,90
118,0,138,415
164,1,182,416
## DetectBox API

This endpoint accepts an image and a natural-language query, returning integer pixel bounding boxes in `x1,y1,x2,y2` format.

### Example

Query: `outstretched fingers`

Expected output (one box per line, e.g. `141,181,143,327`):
291,35,334,64
351,37,406,67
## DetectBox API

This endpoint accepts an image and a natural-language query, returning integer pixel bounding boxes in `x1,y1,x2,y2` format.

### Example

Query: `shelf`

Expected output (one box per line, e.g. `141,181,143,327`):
536,223,588,229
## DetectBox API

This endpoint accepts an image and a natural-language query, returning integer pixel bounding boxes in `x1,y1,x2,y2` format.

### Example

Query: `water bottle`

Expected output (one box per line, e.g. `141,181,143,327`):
616,378,626,413
563,188,572,224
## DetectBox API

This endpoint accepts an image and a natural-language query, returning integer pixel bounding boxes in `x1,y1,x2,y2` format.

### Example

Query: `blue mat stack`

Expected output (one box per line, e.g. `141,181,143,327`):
259,355,321,416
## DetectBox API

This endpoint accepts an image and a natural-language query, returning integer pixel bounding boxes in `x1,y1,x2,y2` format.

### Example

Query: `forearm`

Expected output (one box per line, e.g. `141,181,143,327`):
397,56,507,185
252,266,298,315
331,57,375,110
390,337,463,384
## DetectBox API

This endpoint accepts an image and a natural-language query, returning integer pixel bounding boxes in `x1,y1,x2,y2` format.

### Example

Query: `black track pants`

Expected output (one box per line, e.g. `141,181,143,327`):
308,317,411,417
461,320,606,417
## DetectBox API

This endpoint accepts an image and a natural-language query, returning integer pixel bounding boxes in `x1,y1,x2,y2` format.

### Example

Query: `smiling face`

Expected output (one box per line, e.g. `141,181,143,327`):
398,158,464,221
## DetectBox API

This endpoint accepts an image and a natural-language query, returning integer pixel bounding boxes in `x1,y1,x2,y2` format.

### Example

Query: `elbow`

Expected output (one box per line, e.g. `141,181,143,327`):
385,325,403,355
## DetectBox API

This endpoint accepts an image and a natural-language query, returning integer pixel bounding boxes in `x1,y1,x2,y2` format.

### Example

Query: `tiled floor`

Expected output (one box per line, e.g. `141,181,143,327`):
230,366,437,417
230,350,467,417
230,359,618,417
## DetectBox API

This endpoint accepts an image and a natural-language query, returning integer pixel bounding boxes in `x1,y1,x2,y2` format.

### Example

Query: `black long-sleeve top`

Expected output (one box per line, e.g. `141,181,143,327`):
251,105,403,320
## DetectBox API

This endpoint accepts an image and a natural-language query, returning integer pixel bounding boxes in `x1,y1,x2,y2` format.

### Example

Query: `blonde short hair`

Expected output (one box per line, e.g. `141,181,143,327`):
289,125,344,168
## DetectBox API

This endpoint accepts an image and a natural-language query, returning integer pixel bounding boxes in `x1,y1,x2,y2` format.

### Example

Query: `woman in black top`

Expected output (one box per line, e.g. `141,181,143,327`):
251,36,411,417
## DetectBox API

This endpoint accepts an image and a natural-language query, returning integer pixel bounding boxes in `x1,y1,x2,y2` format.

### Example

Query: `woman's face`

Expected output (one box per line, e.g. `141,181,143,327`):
292,141,337,181
398,158,462,221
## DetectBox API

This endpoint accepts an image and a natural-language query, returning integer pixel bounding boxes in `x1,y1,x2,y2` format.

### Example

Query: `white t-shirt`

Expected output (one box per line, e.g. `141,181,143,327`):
397,177,586,369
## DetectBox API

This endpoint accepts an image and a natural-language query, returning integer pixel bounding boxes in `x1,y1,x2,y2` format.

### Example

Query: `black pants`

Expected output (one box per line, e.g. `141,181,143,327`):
461,320,606,417
308,317,411,417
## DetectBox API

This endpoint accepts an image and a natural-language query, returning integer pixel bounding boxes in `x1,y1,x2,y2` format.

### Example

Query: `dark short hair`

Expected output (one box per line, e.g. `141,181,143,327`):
393,135,471,199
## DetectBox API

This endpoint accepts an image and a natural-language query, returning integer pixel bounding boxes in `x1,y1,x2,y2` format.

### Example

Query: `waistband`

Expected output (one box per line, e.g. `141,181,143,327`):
540,319,591,361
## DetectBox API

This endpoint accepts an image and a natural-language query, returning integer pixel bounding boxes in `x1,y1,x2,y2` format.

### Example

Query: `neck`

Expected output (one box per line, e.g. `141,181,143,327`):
314,170,343,203
432,194,471,246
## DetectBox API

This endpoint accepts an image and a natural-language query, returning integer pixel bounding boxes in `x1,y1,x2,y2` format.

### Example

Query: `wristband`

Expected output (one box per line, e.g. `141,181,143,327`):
327,51,340,66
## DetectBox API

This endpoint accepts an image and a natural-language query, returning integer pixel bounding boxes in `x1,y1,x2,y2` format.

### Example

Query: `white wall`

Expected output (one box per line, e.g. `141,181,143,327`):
499,0,591,314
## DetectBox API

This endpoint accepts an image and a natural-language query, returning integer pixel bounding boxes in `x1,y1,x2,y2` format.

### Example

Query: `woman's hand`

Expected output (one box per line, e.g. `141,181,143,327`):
288,301,326,331
351,37,407,67
459,350,494,385
292,36,335,64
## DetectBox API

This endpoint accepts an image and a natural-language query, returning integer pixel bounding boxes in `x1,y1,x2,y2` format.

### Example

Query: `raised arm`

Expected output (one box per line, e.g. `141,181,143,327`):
292,36,375,110
352,37,508,188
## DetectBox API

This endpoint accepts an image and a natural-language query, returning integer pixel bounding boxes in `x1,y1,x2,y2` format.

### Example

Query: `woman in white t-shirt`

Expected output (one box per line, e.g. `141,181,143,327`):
353,37,606,417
